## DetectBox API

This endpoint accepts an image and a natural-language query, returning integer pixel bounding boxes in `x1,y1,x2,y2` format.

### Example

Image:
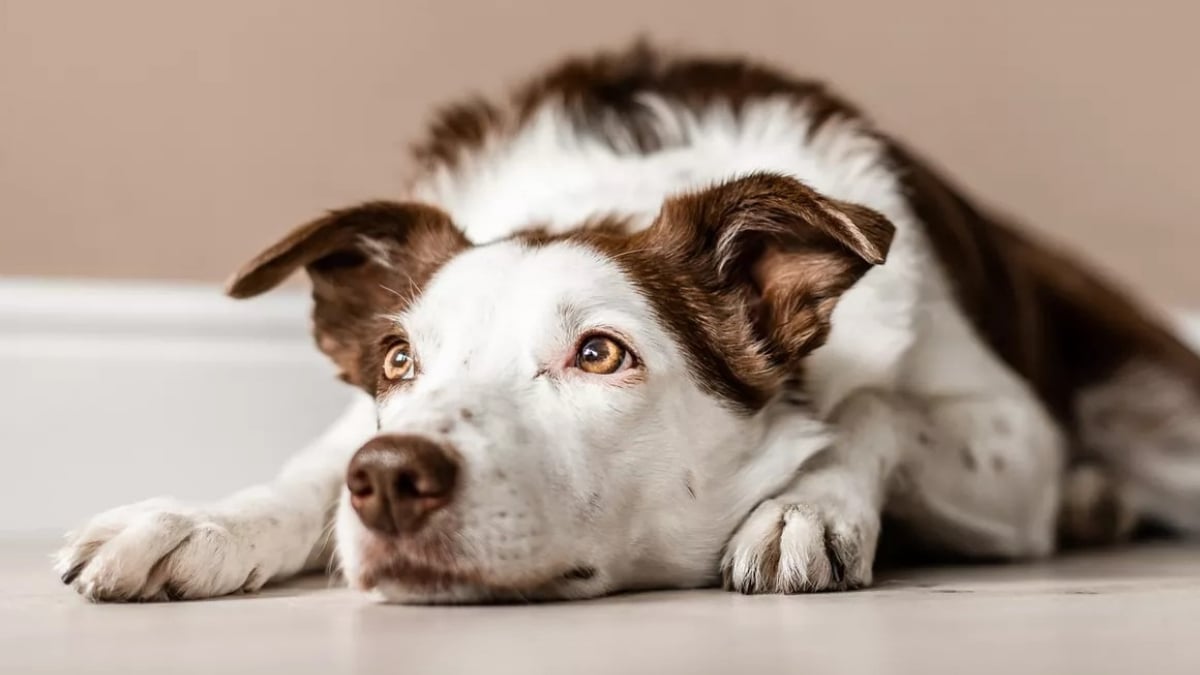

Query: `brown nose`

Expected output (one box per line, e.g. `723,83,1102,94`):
346,434,459,536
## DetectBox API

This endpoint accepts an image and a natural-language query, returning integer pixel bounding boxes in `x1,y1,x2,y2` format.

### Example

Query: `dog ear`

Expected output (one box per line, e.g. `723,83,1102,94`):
651,172,895,364
227,201,469,389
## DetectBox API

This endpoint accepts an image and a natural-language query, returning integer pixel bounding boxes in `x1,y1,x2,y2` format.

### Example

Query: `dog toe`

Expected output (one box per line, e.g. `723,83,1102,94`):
55,502,261,602
723,499,876,594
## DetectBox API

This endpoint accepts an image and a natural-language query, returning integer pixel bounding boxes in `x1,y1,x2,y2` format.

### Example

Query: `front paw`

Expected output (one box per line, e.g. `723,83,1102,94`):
55,498,269,602
722,499,878,594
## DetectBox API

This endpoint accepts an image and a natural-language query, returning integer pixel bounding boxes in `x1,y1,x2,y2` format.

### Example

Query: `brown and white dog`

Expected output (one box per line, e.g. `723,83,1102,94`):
57,44,1200,603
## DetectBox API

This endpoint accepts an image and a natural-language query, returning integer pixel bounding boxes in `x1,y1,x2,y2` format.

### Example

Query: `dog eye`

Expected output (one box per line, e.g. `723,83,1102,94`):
383,342,416,381
575,335,630,375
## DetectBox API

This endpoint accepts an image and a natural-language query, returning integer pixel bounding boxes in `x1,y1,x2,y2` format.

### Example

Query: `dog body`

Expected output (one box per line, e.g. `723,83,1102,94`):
57,46,1200,603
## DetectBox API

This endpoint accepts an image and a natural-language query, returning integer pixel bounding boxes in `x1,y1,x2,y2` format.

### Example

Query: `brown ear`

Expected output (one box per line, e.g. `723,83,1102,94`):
655,172,895,364
227,201,469,388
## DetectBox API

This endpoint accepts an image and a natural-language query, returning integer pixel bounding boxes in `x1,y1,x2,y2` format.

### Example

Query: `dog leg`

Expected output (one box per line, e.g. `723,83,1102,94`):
722,390,906,593
55,395,375,602
1057,463,1138,547
883,390,1064,559
882,302,1066,558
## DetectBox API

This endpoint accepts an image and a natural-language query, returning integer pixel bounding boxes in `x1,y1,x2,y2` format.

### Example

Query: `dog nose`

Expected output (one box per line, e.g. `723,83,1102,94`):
346,434,459,536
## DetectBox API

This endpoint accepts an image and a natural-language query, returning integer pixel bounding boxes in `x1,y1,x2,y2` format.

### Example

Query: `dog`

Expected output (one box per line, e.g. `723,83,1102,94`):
56,44,1200,603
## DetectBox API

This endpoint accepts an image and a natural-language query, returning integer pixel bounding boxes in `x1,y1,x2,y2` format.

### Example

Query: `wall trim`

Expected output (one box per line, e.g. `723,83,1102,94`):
0,277,353,532
2,277,1197,532
0,276,314,351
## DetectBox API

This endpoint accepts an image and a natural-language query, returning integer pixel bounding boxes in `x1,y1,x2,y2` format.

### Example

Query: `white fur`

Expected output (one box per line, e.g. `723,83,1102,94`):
60,92,1067,602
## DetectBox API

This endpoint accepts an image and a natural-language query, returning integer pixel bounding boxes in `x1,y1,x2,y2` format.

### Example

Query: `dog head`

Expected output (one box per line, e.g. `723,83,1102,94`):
228,172,893,602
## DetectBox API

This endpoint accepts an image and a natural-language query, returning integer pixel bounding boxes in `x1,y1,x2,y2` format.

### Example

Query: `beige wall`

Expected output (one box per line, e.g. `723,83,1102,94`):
2,1,1198,306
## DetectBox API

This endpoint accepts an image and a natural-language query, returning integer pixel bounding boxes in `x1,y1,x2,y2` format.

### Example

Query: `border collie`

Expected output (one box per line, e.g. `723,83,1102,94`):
57,44,1200,603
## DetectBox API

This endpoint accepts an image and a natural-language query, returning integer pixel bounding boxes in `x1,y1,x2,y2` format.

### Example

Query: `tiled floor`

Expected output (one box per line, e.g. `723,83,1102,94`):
2,536,1198,674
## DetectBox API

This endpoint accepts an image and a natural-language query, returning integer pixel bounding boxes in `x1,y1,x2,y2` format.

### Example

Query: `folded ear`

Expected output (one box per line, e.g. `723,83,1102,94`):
227,201,469,388
654,172,895,365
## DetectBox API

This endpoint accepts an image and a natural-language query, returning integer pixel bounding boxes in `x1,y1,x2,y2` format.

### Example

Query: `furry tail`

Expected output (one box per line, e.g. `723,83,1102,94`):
1076,356,1200,534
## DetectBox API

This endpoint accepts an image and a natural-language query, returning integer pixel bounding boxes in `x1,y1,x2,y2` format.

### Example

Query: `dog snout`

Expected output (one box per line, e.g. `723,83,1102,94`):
346,434,460,536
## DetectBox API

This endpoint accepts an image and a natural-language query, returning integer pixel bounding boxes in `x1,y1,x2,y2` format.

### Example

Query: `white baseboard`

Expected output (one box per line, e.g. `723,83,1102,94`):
3,277,1197,533
0,278,354,532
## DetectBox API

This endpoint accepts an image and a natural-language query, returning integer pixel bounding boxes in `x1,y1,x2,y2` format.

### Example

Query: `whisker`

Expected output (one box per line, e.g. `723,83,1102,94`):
378,284,405,299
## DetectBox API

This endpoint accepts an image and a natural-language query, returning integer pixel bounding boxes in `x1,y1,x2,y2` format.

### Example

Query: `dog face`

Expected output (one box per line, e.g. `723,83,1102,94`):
228,173,893,602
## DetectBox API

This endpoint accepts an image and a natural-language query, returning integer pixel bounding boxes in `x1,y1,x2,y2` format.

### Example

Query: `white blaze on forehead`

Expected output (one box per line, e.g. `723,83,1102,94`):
393,240,672,385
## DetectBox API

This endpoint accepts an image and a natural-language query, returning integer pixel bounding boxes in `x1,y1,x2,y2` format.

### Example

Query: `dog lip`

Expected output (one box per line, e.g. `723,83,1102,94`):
358,555,476,592
359,554,598,597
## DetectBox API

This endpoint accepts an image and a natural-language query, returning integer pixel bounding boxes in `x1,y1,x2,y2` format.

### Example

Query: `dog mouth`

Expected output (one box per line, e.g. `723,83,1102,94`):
357,554,478,592
348,512,600,602
356,549,598,602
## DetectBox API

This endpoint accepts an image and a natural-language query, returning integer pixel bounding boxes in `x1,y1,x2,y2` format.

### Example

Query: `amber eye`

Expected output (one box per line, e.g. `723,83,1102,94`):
575,335,629,375
383,342,415,381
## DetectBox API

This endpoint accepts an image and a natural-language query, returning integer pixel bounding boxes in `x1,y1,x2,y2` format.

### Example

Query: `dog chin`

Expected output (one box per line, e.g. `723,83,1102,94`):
358,562,606,605
371,579,525,604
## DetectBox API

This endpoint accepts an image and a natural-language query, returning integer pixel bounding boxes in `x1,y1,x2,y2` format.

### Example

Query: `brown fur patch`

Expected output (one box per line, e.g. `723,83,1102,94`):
410,97,504,173
512,41,861,155
404,42,863,181
892,141,1200,427
522,173,893,412
226,202,470,392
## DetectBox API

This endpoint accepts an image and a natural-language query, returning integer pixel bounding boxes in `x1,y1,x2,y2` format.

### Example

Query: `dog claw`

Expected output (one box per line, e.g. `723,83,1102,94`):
60,562,85,585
